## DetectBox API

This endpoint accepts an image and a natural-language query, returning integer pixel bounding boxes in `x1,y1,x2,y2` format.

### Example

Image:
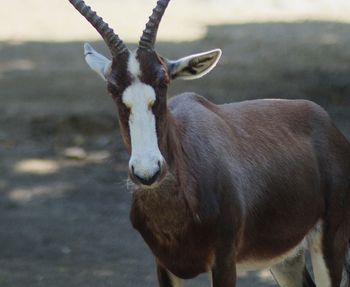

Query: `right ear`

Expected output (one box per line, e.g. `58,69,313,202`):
84,43,112,81
164,49,222,80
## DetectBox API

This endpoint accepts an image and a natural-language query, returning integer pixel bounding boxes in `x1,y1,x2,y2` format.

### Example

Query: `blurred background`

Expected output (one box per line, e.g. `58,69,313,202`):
0,0,349,286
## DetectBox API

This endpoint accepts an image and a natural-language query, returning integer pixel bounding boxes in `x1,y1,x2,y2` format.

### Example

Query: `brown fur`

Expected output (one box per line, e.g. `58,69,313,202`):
106,49,350,286
134,94,350,284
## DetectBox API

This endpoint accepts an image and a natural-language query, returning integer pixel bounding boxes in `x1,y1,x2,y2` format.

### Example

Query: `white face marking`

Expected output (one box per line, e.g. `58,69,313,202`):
128,51,141,78
123,52,163,180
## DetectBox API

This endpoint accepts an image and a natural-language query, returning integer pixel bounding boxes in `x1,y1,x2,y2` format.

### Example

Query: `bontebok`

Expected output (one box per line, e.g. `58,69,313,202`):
69,0,350,286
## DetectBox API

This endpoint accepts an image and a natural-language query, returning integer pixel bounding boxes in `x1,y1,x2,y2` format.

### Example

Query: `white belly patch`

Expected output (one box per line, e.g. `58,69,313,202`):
236,221,325,274
236,238,307,274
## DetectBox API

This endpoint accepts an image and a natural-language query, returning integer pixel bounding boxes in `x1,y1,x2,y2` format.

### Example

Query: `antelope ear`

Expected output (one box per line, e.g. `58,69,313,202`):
84,43,112,81
165,49,222,80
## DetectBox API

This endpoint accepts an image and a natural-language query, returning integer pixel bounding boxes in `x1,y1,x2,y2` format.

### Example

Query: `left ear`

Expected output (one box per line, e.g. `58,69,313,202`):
164,49,222,80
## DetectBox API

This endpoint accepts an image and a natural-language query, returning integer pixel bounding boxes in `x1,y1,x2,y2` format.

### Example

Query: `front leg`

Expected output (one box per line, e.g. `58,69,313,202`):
156,261,183,287
211,242,237,287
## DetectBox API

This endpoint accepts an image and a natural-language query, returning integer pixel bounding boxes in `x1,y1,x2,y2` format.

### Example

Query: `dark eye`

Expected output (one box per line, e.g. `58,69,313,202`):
158,82,167,89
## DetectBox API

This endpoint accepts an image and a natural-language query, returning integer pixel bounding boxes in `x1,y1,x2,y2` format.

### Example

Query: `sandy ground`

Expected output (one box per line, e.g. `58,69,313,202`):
2,0,350,42
0,1,350,286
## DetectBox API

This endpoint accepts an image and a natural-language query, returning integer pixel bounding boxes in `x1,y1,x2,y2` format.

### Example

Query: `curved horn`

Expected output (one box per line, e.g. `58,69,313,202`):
139,0,170,51
69,0,128,57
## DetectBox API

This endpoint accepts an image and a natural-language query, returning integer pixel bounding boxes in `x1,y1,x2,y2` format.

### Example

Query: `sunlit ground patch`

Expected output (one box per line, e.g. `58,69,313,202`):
0,59,36,73
237,269,275,283
1,0,350,42
13,150,112,176
258,269,274,281
14,159,60,175
8,183,71,203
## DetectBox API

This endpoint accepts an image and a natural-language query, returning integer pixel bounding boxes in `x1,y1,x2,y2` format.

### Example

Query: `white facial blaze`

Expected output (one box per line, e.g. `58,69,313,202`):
123,53,163,180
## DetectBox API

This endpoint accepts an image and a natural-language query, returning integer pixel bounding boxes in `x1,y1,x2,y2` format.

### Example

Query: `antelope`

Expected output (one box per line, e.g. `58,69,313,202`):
69,0,350,286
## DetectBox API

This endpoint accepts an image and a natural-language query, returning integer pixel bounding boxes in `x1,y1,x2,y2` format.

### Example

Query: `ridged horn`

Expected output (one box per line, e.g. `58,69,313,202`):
69,0,128,57
139,0,170,51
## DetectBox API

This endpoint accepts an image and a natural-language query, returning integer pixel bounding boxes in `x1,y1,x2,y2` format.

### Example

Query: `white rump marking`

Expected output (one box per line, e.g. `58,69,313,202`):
123,53,163,180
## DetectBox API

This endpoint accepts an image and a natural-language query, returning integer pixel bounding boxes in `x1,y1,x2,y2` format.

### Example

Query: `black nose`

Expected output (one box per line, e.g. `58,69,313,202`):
132,165,161,186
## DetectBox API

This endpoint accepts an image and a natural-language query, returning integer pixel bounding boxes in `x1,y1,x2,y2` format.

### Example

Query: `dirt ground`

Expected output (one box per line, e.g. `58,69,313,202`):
0,21,350,287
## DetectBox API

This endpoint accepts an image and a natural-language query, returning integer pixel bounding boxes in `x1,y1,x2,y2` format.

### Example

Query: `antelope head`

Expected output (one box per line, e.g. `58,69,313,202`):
69,0,222,186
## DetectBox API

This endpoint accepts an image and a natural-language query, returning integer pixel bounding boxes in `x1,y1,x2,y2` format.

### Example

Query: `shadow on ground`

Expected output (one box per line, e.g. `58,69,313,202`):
0,21,349,286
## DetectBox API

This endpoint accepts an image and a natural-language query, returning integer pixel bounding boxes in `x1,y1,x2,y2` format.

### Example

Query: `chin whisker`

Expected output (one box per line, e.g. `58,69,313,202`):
126,178,136,192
